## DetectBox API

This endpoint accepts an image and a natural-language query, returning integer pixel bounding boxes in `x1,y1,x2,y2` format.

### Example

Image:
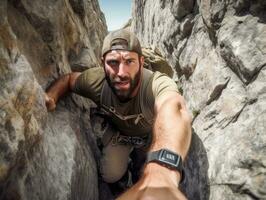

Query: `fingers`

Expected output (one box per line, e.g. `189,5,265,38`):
45,93,50,102
45,93,56,111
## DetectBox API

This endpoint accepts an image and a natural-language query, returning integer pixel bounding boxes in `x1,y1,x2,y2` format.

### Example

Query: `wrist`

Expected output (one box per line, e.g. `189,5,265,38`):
143,162,182,187
145,148,184,184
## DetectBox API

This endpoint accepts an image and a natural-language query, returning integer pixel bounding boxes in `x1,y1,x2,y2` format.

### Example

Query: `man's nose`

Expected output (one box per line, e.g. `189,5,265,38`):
117,62,127,77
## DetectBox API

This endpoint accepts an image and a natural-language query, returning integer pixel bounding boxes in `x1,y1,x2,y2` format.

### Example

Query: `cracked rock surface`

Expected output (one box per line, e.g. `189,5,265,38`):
0,0,107,199
132,0,266,199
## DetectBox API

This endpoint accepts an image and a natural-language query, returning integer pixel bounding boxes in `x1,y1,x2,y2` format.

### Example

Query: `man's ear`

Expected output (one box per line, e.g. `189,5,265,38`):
101,57,105,66
140,55,144,68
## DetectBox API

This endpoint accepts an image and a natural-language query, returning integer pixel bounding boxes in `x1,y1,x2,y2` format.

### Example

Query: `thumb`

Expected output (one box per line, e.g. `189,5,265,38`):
45,93,56,111
45,93,50,103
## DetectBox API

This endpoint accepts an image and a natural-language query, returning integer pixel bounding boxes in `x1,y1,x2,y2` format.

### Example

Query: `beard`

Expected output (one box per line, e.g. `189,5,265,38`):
105,66,142,103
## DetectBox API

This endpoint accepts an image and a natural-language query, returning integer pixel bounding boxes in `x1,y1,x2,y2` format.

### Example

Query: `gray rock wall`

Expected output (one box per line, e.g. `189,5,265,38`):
0,0,107,199
132,0,266,199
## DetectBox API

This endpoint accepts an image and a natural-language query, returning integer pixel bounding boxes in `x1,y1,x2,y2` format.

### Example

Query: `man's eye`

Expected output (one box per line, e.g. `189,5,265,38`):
107,60,119,66
126,59,134,65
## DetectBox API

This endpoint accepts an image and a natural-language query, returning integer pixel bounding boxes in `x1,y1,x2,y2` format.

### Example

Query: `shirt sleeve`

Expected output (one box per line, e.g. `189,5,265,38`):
151,71,179,100
72,67,105,105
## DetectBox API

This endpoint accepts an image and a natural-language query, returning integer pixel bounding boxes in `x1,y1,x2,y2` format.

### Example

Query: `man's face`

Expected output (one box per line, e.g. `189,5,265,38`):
103,50,144,102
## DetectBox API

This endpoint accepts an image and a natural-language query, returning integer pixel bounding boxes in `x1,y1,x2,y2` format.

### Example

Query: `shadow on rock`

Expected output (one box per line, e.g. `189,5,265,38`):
180,129,210,200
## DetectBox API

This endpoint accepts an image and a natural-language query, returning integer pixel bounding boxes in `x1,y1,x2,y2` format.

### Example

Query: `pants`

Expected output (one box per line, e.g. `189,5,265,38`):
100,137,133,183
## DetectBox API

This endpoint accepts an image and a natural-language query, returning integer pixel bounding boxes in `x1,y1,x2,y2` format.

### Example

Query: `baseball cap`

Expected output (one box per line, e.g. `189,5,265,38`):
101,29,142,57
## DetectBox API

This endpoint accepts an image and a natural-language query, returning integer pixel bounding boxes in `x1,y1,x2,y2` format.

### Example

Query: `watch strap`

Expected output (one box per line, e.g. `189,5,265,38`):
146,149,185,183
146,150,160,161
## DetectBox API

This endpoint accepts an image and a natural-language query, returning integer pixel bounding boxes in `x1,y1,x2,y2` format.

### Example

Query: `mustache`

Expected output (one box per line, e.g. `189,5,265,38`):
112,76,130,82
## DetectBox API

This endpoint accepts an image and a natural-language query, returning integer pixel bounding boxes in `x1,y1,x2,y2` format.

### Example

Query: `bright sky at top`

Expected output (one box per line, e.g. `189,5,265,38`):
99,0,132,31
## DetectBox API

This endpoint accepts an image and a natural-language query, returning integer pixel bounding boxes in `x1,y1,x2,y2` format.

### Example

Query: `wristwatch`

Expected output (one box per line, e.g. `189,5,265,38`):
146,148,185,182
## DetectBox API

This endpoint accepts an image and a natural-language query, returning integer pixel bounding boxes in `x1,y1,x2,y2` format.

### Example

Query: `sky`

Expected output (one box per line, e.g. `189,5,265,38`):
99,0,132,31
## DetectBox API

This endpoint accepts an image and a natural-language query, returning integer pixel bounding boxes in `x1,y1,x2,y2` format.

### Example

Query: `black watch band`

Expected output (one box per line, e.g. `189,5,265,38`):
146,148,185,183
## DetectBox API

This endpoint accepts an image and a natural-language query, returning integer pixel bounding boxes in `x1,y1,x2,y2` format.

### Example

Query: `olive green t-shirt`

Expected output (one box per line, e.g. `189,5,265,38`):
73,67,105,105
73,67,179,135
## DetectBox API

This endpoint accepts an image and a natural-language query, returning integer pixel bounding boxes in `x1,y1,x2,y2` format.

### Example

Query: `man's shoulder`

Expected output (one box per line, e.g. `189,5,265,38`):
73,67,105,104
83,67,105,75
145,69,179,99
142,68,173,82
79,67,105,82
142,68,176,89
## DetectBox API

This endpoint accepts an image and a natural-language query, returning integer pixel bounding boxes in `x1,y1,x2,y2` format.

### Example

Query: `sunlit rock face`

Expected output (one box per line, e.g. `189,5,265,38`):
0,0,107,199
132,0,266,199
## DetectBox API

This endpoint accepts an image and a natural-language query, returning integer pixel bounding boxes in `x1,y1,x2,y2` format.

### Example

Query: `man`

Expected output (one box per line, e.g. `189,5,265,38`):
45,29,191,199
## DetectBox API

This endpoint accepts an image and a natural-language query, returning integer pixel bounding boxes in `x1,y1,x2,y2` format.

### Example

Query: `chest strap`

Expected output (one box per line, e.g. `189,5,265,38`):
111,132,149,148
101,104,144,125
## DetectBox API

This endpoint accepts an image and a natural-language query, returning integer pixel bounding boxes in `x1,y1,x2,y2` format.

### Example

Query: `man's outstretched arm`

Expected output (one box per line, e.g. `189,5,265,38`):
117,91,192,200
149,91,192,171
45,73,81,111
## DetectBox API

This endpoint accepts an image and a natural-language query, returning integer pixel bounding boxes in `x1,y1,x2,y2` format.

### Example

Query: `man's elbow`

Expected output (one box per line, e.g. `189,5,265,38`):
176,96,192,128
157,93,192,125
167,93,190,116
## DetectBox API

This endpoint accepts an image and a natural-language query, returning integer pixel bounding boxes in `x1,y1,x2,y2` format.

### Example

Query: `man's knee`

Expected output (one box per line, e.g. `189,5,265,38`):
101,167,127,183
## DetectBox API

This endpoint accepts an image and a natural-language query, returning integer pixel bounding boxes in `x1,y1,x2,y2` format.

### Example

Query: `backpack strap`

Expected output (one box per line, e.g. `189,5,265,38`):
139,69,155,125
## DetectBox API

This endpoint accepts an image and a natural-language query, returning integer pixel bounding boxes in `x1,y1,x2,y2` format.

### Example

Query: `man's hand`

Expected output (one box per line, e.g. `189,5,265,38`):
44,72,80,112
117,163,187,200
45,93,56,111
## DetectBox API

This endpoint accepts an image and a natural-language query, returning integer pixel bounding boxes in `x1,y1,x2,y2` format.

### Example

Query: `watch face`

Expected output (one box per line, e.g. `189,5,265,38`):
159,149,180,167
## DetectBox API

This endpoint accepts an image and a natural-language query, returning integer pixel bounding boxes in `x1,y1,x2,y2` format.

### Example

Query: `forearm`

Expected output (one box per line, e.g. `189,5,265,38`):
46,75,71,103
143,93,192,184
151,96,191,159
46,72,80,103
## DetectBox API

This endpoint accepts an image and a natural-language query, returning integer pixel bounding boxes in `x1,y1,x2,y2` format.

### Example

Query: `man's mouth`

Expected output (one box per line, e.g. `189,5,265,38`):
114,81,130,90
